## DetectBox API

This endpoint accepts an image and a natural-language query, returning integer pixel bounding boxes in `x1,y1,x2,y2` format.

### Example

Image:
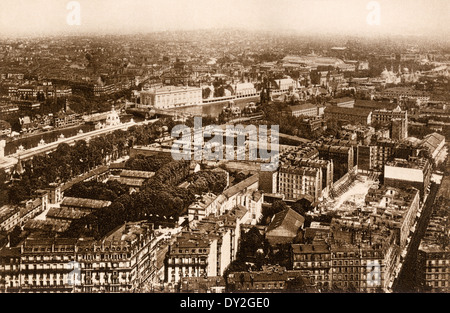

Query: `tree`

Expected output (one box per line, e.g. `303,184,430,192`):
291,199,313,216
9,226,23,247
324,118,340,137
238,227,269,263
10,118,21,133
286,276,309,292
187,171,228,195
52,143,73,182
30,154,53,189
64,180,128,201
268,243,292,269
8,181,30,204
125,154,173,172
202,87,212,99
260,200,289,225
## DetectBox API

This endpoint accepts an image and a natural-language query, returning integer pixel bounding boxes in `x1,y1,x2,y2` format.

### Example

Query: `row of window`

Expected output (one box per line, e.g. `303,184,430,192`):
313,275,329,281
0,265,19,270
240,282,284,289
279,182,316,188
173,249,208,254
22,253,133,263
426,274,449,280
23,263,71,270
78,253,130,261
278,175,317,182
23,281,65,286
333,281,380,288
427,281,449,288
333,267,360,273
427,259,449,265
426,267,449,273
296,259,382,271
333,274,370,281
333,252,380,258
23,255,70,262
295,255,331,261
169,269,206,279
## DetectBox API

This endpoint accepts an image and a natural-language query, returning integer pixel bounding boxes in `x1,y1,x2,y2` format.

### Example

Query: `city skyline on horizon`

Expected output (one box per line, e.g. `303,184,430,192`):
0,0,449,39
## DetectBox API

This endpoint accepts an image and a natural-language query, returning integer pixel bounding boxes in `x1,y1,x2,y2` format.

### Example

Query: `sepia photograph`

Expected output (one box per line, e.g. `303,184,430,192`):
0,0,449,302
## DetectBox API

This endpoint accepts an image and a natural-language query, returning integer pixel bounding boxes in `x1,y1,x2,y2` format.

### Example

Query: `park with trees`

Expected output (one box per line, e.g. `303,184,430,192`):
63,156,228,239
2,117,177,206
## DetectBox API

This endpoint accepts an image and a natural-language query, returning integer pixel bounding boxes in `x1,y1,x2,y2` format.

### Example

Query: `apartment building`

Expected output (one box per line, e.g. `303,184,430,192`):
278,166,322,201
417,242,450,293
316,144,354,175
365,186,421,250
357,139,396,172
227,265,315,292
372,106,408,140
378,87,430,104
74,222,157,293
330,242,389,292
0,221,156,293
18,238,78,292
168,202,249,284
0,247,22,292
165,233,218,283
384,157,432,199
291,243,331,290
188,174,261,224
301,185,420,292
417,171,450,292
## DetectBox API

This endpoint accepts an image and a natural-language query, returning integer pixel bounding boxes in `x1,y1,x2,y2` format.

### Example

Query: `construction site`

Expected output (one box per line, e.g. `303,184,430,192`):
320,172,381,215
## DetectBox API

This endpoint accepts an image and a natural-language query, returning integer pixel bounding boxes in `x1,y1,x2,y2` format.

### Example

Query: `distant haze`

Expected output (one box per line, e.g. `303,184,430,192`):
0,0,449,38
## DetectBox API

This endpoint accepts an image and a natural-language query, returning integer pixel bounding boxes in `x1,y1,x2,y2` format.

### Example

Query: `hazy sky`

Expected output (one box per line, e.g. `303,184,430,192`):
0,0,448,37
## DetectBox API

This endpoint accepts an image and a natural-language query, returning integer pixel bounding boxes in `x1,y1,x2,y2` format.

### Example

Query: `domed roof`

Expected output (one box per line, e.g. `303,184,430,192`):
291,92,301,101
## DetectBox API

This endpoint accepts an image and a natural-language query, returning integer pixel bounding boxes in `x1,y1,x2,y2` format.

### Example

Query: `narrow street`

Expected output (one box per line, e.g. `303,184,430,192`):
392,182,439,292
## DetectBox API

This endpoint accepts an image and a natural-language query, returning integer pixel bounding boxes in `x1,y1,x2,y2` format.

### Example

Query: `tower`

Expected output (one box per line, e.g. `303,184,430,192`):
260,76,272,104
391,118,407,141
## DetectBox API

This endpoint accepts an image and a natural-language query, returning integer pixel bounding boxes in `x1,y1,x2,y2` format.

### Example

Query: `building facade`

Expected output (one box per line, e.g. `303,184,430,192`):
0,221,156,293
324,106,372,125
165,233,218,283
292,243,331,290
278,166,322,201
384,157,432,199
0,206,21,233
140,86,202,109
